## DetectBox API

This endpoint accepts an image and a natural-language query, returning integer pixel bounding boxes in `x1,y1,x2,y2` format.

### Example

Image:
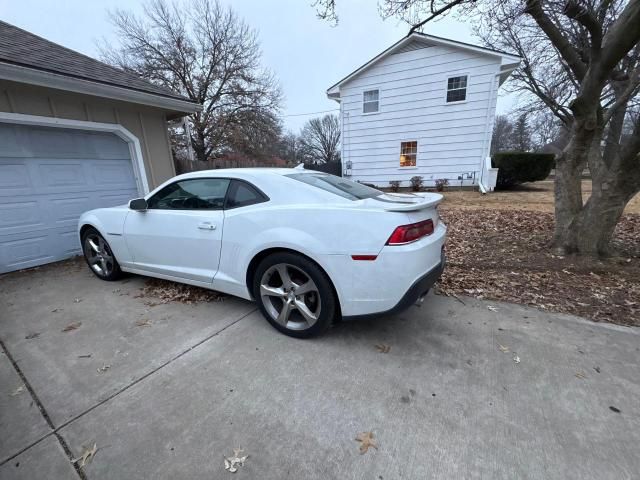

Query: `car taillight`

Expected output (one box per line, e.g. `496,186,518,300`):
386,219,434,245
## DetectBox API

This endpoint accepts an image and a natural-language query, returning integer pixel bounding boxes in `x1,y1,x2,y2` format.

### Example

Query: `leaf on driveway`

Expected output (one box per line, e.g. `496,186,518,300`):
375,344,391,354
72,443,97,468
97,364,111,374
575,372,586,379
487,305,499,312
224,448,248,473
498,344,510,353
135,319,153,327
25,332,40,340
10,385,24,396
62,322,82,332
73,298,82,303
355,431,378,454
513,354,521,364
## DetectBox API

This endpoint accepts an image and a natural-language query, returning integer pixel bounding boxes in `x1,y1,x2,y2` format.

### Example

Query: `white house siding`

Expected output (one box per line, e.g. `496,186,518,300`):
339,42,501,187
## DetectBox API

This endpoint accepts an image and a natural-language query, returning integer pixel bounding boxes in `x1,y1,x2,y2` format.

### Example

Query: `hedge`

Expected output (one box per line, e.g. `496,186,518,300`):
491,152,555,189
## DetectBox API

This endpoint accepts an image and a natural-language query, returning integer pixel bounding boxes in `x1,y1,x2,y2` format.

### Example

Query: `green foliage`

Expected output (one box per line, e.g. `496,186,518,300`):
492,152,555,189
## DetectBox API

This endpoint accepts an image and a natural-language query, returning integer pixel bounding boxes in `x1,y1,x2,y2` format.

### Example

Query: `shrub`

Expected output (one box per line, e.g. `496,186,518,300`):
409,176,424,192
435,178,449,192
389,180,401,192
491,152,555,189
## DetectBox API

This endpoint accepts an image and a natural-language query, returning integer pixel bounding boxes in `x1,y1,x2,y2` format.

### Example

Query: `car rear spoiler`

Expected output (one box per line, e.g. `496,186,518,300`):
379,193,443,212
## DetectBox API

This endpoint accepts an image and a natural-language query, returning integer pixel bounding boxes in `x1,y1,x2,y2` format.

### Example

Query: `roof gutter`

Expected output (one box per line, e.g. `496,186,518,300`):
0,62,202,115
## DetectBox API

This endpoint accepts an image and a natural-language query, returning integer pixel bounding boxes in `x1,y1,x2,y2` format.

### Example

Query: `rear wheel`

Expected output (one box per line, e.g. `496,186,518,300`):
253,252,337,338
81,227,123,281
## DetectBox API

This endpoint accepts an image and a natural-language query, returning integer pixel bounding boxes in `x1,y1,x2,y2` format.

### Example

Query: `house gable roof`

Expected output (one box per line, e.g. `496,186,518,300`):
0,21,199,111
326,32,521,99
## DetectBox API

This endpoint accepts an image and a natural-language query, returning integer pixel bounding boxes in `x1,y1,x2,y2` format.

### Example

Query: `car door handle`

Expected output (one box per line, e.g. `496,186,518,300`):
197,222,216,230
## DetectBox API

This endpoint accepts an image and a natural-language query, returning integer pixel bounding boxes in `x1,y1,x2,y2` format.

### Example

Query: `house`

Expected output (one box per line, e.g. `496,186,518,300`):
326,32,520,191
0,21,200,273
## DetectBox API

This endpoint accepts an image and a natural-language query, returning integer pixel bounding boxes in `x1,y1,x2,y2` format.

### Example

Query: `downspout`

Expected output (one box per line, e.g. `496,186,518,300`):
478,71,500,193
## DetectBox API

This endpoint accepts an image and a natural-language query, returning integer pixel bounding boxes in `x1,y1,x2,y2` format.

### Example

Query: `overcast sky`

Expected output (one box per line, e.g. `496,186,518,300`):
1,0,517,132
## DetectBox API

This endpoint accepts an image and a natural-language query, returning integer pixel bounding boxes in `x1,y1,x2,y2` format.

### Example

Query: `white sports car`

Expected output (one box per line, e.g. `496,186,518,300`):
78,167,446,337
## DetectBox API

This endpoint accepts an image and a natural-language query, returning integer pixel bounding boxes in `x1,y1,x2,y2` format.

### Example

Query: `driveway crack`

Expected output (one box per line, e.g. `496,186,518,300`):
0,337,87,479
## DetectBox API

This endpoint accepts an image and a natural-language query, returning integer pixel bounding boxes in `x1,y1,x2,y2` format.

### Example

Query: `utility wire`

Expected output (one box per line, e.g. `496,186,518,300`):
282,108,339,117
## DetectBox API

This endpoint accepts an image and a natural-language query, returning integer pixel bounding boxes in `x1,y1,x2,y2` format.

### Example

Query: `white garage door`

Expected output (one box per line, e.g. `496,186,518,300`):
0,123,140,274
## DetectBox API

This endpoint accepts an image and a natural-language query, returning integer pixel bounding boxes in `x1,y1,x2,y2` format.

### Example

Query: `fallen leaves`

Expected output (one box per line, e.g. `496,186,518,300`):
136,278,226,305
437,208,640,326
135,319,153,328
25,332,40,339
375,344,391,353
224,448,248,473
72,443,97,468
498,344,510,353
10,385,24,396
575,372,586,379
487,305,499,312
62,322,82,332
96,364,111,374
513,354,521,364
355,431,378,454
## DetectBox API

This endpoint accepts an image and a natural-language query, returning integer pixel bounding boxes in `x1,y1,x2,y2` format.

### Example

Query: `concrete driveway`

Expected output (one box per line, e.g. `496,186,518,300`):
1,259,639,480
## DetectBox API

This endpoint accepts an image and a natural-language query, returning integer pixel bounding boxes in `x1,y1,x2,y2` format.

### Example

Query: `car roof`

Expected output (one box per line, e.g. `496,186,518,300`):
175,167,321,180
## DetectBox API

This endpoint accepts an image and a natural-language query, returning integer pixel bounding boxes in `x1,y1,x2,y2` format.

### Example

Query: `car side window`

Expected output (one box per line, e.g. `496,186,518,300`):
147,178,230,210
225,180,268,209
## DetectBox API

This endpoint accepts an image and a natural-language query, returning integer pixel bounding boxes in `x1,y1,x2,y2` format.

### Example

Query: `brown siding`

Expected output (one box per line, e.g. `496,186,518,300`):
0,79,177,188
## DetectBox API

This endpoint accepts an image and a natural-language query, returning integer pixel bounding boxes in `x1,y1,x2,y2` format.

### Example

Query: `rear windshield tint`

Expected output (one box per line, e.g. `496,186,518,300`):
286,173,381,200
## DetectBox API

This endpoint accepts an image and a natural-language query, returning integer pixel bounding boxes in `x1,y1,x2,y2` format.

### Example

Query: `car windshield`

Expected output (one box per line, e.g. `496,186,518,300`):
286,173,381,200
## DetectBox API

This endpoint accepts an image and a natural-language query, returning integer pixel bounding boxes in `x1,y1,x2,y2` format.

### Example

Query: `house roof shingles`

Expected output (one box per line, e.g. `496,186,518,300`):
0,20,192,103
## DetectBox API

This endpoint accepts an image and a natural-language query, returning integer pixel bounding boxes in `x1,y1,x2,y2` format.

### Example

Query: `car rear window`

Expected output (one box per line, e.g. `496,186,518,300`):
286,173,381,200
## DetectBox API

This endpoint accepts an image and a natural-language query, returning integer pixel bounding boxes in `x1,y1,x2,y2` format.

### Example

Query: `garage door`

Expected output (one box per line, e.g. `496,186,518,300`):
0,123,140,274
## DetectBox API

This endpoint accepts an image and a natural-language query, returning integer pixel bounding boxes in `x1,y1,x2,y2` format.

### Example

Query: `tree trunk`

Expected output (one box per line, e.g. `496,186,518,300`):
553,114,639,257
572,176,633,255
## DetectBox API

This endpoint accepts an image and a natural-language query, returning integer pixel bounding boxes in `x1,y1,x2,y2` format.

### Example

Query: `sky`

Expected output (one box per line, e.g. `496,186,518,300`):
0,0,517,132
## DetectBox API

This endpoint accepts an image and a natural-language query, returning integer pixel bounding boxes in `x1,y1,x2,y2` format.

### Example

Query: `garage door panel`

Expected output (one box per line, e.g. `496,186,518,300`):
97,192,137,206
0,123,138,274
92,160,135,185
0,201,42,230
0,163,30,188
50,196,93,224
0,232,53,273
39,162,88,187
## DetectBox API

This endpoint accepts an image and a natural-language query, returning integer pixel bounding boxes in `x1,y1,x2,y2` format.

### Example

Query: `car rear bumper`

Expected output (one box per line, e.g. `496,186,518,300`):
341,251,445,321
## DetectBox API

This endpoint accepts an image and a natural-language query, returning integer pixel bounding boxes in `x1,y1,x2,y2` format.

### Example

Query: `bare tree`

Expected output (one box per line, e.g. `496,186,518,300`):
101,0,282,162
530,110,562,151
491,115,515,154
299,114,341,164
513,113,532,151
315,0,640,256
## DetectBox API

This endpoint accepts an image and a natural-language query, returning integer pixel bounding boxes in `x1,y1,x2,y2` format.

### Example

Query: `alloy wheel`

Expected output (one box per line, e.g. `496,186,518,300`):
84,234,115,277
259,263,322,331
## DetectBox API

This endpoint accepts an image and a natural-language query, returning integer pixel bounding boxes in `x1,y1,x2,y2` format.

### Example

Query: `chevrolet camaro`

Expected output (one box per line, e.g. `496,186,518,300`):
78,167,446,337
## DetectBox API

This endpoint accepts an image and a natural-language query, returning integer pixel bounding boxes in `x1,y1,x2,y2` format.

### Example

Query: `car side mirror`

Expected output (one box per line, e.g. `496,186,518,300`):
129,198,148,211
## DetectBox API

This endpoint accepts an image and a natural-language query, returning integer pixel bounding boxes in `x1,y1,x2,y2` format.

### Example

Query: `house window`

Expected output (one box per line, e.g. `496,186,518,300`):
446,75,467,103
400,141,417,167
363,89,379,113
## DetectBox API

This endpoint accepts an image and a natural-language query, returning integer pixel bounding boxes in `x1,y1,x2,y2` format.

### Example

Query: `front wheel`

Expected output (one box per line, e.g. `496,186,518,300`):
253,252,337,338
81,227,123,281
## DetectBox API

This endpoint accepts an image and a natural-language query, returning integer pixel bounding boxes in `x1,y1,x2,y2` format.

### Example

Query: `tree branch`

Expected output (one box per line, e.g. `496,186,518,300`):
524,0,587,80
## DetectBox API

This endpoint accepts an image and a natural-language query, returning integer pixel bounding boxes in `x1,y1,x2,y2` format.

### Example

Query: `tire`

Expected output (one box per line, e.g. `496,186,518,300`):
81,227,123,281
253,252,337,338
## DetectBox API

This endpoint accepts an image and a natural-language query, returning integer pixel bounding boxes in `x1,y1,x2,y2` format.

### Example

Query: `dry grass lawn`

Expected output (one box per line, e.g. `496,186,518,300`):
441,180,640,214
436,180,640,326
